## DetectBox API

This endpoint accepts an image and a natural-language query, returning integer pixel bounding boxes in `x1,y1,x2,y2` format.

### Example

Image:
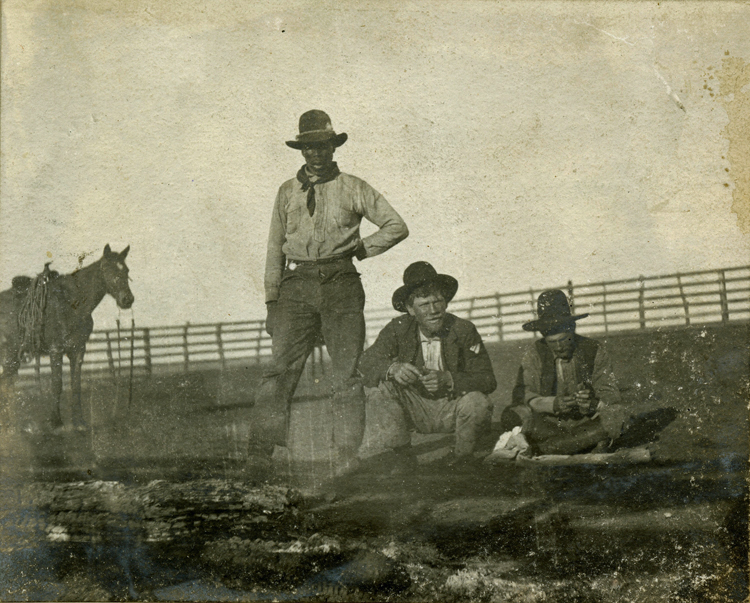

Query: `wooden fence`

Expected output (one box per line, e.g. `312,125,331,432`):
16,265,750,381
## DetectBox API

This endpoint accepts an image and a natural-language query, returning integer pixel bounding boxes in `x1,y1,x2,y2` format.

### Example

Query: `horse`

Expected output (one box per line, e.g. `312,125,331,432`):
0,244,134,430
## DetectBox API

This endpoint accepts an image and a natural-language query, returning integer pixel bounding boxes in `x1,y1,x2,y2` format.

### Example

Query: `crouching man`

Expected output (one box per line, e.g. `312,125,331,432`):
358,262,497,471
500,289,629,456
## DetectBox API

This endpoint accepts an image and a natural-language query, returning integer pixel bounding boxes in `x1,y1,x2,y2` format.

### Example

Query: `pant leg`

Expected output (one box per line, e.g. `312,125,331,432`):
364,381,412,450
250,275,320,455
391,385,448,435
319,264,366,456
499,404,532,433
527,414,608,455
450,392,493,457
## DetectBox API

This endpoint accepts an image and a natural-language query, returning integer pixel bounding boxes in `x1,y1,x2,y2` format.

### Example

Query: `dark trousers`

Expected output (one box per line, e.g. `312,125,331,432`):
251,259,366,458
500,405,608,455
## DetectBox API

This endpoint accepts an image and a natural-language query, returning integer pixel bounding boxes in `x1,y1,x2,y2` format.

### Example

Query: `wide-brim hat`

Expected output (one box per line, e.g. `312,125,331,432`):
392,261,459,312
286,110,348,150
522,289,589,333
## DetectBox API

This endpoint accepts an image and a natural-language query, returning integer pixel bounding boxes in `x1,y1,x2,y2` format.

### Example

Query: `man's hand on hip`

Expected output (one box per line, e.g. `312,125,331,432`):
390,362,422,387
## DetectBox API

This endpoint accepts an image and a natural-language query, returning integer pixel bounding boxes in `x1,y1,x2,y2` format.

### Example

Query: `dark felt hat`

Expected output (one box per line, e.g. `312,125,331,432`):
522,289,589,333
392,262,459,313
286,110,348,149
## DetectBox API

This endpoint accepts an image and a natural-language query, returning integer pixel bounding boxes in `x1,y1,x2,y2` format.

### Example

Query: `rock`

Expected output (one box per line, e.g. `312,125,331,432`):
305,550,411,594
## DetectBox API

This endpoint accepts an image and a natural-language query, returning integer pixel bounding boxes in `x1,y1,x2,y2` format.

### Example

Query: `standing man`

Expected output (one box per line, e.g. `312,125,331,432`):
251,110,409,475
359,262,497,471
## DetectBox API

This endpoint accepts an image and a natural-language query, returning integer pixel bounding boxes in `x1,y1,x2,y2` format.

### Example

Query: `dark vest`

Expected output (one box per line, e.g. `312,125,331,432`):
535,335,600,396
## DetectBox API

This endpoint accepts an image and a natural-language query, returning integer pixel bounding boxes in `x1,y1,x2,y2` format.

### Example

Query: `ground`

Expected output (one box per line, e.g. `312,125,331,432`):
0,323,747,601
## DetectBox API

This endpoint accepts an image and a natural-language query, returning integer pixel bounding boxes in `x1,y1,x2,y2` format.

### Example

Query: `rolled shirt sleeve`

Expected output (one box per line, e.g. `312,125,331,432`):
263,173,408,302
355,180,409,258
263,189,288,303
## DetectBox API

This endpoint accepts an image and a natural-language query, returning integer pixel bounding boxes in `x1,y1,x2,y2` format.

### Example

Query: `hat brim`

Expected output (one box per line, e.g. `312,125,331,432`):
286,132,348,150
522,313,589,333
392,274,459,312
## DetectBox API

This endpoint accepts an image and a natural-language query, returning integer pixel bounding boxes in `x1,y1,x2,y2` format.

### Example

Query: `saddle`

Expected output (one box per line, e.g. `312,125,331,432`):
12,265,60,295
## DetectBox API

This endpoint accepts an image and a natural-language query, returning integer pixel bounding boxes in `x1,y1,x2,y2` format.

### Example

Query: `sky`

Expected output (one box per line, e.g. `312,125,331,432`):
2,0,749,330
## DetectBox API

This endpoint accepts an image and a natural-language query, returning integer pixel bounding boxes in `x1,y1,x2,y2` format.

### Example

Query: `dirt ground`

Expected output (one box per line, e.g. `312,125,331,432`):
0,323,747,601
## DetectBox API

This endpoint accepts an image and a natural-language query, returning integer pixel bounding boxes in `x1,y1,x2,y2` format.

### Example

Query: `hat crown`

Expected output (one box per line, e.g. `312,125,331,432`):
402,261,439,287
392,262,459,312
536,289,573,319
286,110,347,149
298,110,335,135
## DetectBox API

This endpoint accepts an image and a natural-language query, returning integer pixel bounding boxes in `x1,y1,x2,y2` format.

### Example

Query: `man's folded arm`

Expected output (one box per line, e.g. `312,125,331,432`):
357,183,409,259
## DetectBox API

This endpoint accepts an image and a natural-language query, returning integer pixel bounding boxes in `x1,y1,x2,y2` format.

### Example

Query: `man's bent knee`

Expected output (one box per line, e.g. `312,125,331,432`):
456,391,492,422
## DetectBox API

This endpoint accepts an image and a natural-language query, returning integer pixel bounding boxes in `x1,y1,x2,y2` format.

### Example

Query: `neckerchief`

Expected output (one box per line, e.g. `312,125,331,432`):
296,162,341,216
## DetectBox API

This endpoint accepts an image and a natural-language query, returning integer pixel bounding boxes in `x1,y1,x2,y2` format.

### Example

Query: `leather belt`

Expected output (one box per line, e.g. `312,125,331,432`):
286,254,353,268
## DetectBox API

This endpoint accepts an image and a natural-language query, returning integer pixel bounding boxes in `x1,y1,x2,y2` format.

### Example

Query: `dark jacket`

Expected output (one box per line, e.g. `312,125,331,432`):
358,313,497,398
511,334,620,408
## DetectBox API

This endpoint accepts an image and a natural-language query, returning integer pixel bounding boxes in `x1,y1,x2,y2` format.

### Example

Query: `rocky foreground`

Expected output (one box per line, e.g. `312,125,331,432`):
2,459,747,602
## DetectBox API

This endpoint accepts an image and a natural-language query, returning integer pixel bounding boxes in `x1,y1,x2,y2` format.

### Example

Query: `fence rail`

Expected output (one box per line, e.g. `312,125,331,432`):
16,265,750,380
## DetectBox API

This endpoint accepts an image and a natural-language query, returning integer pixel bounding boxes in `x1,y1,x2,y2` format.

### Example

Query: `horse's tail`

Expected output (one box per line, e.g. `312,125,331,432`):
17,263,53,362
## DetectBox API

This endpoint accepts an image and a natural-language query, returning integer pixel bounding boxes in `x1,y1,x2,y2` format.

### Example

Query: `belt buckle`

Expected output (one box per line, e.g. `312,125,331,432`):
288,261,297,271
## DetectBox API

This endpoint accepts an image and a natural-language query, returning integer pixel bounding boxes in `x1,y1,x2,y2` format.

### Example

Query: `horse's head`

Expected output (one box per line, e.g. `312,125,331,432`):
101,244,135,309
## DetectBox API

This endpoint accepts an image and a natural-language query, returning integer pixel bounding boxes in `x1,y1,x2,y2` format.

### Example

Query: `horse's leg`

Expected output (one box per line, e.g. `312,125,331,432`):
0,348,19,429
69,349,86,429
49,351,64,428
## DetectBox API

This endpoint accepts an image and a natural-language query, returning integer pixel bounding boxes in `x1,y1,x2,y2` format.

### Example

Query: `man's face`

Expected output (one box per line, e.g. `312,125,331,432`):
407,293,447,337
545,330,576,360
301,142,335,175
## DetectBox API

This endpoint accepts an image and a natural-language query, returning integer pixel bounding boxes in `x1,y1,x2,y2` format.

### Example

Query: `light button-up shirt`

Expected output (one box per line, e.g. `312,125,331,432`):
264,171,408,302
420,330,444,372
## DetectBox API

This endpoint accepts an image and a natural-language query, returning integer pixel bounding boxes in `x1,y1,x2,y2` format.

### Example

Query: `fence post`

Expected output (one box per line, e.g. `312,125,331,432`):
529,288,537,339
143,328,152,376
567,280,575,313
256,323,263,364
602,284,609,333
718,269,729,324
216,324,225,369
638,276,646,329
183,323,190,372
496,293,503,341
116,319,123,381
128,318,135,408
105,331,116,379
677,274,690,326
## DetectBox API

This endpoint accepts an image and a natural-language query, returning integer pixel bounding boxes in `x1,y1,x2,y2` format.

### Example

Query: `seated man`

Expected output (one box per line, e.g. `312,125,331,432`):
500,289,628,455
359,262,497,470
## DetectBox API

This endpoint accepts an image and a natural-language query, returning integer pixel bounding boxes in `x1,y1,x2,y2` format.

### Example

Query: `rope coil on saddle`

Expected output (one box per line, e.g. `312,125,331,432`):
17,262,55,363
